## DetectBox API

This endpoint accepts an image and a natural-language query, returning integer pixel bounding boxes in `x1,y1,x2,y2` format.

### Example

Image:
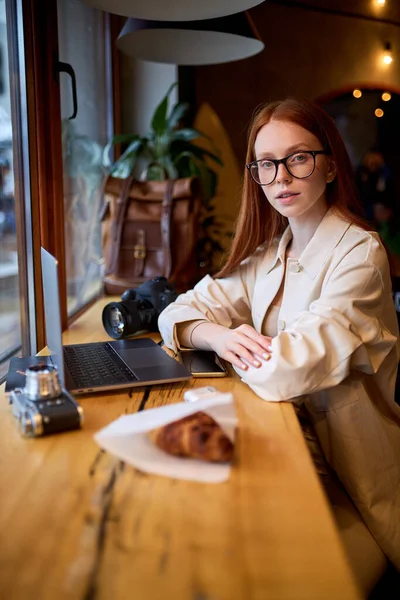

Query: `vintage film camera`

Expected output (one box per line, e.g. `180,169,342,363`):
102,276,178,339
9,363,83,437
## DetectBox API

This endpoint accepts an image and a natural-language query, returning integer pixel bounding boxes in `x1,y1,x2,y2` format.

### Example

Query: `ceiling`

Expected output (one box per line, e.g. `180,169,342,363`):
267,0,400,26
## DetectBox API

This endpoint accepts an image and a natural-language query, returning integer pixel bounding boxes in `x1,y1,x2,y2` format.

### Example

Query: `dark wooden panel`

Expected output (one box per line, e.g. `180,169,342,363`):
23,0,67,332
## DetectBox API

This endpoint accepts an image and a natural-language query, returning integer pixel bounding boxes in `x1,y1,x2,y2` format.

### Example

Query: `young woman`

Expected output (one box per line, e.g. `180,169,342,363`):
158,99,400,594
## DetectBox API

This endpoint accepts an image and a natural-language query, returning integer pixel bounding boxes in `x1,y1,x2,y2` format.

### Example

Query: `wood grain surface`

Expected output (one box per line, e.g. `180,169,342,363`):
0,299,361,600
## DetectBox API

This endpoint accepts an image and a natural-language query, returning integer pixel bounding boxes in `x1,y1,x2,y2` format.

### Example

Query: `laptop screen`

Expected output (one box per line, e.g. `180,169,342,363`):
40,247,66,387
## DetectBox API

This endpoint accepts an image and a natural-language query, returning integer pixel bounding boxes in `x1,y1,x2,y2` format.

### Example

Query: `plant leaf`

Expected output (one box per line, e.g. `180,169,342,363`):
118,137,143,160
102,142,114,169
108,138,143,178
188,144,223,166
171,127,209,141
173,150,218,199
167,101,189,131
109,155,137,179
153,132,173,160
103,134,142,169
151,82,178,136
171,140,223,166
159,155,179,179
146,163,168,181
173,150,196,173
112,133,141,144
170,128,202,142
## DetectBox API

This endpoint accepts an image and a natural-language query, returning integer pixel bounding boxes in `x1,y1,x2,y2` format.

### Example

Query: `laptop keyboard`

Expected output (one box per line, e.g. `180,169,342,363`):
63,343,138,389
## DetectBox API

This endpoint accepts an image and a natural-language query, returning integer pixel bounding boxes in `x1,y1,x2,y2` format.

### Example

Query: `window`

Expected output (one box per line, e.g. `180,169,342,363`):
0,1,116,382
57,0,112,316
0,0,28,378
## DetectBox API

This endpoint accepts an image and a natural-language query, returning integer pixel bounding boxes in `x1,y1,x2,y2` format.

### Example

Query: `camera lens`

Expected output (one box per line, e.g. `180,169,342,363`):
102,303,127,338
102,301,144,339
25,364,62,400
109,306,125,336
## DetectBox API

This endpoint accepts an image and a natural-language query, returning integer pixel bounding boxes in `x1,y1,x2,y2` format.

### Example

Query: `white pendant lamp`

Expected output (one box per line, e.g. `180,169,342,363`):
116,13,264,66
84,1,265,21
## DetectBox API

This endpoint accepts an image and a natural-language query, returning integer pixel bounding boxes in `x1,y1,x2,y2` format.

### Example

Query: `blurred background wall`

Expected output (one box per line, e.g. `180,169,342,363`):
192,1,400,163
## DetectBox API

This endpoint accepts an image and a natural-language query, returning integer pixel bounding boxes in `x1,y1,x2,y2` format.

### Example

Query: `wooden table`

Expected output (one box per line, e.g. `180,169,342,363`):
0,299,361,600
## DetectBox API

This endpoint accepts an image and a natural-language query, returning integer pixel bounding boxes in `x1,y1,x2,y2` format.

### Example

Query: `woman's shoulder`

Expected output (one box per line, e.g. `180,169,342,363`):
338,220,388,271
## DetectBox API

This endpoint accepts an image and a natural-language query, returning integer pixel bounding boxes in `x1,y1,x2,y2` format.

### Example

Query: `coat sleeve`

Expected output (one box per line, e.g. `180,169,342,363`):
237,258,398,402
158,269,254,352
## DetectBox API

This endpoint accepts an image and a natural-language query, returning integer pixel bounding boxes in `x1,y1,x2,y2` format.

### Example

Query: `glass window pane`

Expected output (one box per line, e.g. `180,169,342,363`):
0,2,21,379
57,0,110,316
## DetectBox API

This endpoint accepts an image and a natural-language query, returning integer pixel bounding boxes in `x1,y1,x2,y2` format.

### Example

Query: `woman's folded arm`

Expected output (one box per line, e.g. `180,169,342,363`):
159,271,253,351
237,261,397,402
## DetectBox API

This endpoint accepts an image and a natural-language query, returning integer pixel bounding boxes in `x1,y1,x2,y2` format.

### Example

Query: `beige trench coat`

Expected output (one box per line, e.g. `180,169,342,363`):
159,208,400,568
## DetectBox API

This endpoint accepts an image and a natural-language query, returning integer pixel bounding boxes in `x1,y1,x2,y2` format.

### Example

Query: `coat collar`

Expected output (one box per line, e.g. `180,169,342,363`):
266,208,351,279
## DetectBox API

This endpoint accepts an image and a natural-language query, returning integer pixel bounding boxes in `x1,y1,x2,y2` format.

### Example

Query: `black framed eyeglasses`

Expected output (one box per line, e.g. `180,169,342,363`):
246,150,330,186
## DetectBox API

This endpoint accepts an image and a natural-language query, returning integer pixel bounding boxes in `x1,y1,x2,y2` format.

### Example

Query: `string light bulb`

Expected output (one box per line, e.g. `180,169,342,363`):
383,42,393,64
353,89,362,98
377,0,385,5
375,108,384,118
382,92,391,101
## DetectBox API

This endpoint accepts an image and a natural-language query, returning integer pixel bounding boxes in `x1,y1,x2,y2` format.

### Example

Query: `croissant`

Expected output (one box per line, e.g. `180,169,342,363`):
147,411,234,463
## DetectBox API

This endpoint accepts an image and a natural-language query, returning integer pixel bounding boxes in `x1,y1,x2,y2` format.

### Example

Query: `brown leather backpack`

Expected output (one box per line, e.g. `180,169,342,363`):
100,175,201,295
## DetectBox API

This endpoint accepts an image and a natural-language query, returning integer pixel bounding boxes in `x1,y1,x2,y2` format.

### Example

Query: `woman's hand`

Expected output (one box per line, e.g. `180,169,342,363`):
211,324,272,371
189,323,272,371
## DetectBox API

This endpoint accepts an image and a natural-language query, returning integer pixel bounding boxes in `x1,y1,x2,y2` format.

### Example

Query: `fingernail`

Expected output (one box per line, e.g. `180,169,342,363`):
241,364,248,370
267,345,272,352
253,360,261,367
262,353,270,360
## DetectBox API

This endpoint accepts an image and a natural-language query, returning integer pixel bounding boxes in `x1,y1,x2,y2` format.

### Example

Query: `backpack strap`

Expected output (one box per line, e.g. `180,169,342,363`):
107,175,135,276
132,227,146,278
161,179,175,279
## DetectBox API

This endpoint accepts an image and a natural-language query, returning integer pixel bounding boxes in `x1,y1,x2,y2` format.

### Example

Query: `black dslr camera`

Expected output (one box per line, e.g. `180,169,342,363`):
9,364,83,437
102,276,178,339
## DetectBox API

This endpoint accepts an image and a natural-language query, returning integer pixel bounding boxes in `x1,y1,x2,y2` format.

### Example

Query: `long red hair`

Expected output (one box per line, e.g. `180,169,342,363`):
217,98,370,278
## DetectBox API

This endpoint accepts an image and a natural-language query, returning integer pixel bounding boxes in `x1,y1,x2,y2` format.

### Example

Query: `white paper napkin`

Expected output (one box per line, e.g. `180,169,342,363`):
94,391,236,483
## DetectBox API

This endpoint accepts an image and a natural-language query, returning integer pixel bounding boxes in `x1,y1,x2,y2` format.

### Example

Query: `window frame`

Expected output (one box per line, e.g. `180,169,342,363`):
5,0,38,356
15,1,119,350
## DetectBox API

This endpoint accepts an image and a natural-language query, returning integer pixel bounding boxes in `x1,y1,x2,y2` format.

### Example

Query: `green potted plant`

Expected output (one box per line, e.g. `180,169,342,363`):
103,82,225,272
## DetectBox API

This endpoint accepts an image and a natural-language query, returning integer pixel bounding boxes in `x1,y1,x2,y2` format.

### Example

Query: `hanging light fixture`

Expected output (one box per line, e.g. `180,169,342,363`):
116,13,264,65
383,42,393,64
83,0,264,21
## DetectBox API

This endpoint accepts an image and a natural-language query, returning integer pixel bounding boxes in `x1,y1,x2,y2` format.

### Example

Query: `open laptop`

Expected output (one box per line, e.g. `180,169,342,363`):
41,247,191,395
